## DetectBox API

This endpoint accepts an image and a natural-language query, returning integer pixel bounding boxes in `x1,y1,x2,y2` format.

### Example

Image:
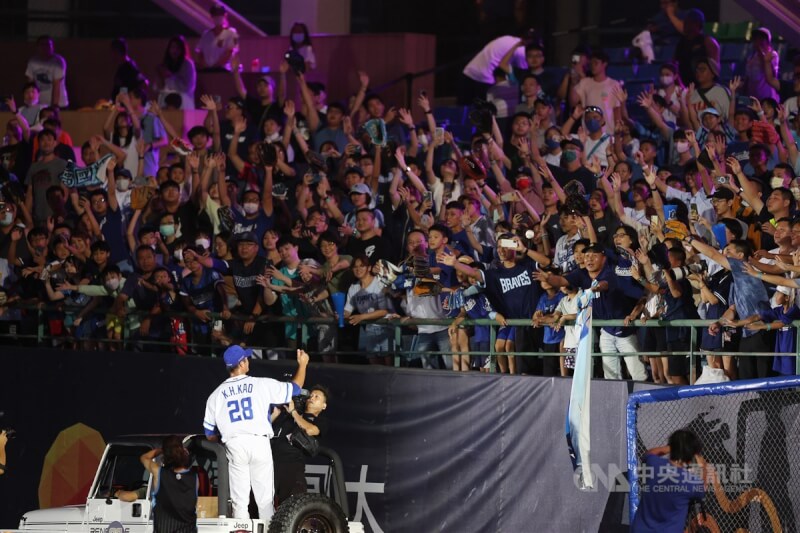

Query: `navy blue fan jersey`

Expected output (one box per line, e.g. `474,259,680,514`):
566,261,643,337
482,256,542,318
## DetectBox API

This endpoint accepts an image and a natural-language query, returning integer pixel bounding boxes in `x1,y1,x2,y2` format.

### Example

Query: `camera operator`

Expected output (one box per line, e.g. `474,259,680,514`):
270,385,329,505
0,429,8,475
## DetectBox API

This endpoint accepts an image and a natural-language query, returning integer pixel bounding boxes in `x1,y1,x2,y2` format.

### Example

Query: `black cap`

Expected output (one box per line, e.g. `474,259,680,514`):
734,107,757,120
712,188,734,200
561,137,584,151
584,105,604,117
234,231,259,244
114,168,133,179
685,8,705,24
583,243,605,255
228,96,246,110
515,166,533,177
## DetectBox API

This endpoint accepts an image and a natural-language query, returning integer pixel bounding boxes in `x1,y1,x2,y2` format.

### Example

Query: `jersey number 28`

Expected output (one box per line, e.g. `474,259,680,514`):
227,397,254,422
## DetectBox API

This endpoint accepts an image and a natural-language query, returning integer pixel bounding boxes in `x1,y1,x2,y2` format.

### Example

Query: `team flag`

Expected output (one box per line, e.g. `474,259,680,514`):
566,285,596,490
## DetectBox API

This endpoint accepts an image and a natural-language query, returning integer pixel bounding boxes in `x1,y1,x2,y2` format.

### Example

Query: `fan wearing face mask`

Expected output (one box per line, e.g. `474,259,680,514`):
580,106,611,169
65,264,127,351
656,63,683,125
195,4,239,72
113,167,133,215
288,21,316,71
670,130,696,169
570,49,623,135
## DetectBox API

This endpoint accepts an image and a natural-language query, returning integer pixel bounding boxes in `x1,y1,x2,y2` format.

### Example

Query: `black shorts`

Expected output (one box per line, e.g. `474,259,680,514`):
273,461,307,506
641,326,666,353
666,340,689,377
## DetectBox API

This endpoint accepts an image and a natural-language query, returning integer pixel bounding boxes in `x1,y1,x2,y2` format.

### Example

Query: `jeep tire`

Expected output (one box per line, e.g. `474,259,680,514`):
268,493,348,533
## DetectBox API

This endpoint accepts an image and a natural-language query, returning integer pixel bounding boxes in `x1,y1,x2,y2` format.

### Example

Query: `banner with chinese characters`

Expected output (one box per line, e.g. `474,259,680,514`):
1,348,660,532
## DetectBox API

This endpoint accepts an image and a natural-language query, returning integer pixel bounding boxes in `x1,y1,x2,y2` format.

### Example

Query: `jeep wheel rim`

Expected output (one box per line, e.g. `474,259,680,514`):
297,514,334,533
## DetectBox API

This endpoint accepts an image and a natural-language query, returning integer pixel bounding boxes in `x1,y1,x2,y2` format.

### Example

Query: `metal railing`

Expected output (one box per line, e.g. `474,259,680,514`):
1,303,798,378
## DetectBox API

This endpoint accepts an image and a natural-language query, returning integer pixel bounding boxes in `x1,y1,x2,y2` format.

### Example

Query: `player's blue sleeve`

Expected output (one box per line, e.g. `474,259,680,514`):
203,420,216,437
288,382,301,401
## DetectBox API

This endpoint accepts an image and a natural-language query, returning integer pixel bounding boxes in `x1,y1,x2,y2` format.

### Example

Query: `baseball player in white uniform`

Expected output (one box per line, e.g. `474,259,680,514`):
203,345,309,520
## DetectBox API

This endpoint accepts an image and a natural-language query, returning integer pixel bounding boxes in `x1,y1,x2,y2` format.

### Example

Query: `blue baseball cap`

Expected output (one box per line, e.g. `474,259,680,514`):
223,345,253,368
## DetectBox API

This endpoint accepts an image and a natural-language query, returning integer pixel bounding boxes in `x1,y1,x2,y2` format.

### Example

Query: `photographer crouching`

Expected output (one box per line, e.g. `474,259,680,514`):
270,385,329,505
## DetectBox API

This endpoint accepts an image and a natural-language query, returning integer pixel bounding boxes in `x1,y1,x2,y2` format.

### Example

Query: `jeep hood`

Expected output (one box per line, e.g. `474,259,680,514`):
20,505,86,528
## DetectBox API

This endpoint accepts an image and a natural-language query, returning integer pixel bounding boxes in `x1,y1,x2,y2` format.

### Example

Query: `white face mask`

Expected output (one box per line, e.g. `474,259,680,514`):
675,140,690,154
116,178,130,192
195,238,211,250
105,278,120,291
770,176,785,189
291,32,305,44
660,75,674,86
243,203,259,215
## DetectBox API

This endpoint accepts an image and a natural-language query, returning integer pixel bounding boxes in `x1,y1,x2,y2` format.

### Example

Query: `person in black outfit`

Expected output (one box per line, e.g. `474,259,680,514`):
111,38,148,99
270,385,329,506
672,8,720,85
140,436,197,533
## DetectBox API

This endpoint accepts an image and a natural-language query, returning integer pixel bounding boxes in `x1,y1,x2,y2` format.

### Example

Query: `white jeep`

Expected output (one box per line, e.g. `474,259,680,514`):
14,435,362,533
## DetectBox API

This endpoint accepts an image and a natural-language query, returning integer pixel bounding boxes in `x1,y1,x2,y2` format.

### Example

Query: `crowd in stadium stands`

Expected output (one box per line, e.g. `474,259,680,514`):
1,1,800,384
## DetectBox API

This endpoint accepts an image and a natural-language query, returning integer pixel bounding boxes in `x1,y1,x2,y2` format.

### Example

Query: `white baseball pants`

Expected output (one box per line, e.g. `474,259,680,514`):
225,434,275,520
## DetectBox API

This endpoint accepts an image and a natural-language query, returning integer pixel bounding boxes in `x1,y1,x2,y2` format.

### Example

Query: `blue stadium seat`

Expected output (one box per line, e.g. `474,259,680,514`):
627,105,651,125
607,47,631,64
720,61,738,81
608,65,635,82
653,45,676,63
624,80,653,103
633,63,660,82
449,124,475,143
721,42,749,63
434,106,468,126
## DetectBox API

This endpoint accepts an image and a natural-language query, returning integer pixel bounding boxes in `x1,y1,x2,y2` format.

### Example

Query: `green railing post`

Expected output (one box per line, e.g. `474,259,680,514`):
394,322,402,368
300,323,308,350
37,308,43,345
795,326,800,376
124,316,131,352
489,322,496,373
689,326,697,384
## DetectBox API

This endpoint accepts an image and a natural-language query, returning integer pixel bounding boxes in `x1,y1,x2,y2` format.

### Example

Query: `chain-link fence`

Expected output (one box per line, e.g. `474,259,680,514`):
627,378,800,532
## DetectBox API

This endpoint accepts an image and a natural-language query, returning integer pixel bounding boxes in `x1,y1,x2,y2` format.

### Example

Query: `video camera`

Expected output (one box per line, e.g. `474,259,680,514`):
284,49,306,75
291,389,311,414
